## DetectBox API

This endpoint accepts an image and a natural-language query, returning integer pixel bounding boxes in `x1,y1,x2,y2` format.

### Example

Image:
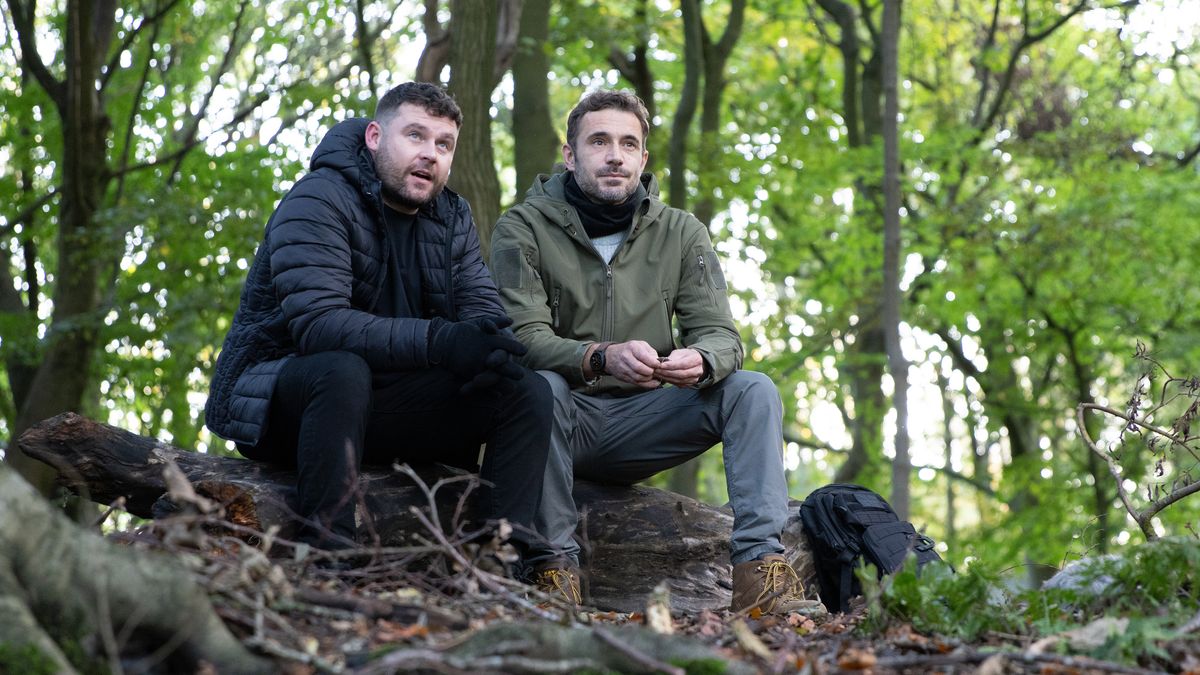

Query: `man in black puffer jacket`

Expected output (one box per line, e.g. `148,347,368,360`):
206,82,553,559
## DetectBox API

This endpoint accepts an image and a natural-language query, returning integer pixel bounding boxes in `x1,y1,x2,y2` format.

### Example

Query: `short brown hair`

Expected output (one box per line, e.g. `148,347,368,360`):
376,82,463,128
565,90,650,150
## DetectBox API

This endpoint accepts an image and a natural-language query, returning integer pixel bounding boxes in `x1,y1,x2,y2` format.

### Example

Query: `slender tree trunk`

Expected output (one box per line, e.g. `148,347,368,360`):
607,0,660,169
939,370,957,550
512,0,559,194
665,1,745,499
881,0,908,518
447,0,502,254
7,0,117,496
693,0,745,228
815,0,890,487
666,0,702,211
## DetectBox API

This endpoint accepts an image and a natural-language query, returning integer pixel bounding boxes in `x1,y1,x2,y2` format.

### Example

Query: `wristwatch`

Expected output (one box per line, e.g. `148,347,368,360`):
588,345,608,376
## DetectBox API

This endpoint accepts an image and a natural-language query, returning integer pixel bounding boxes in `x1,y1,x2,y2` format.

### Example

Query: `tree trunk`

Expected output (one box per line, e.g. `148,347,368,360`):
607,0,660,170
6,0,118,496
816,0,891,489
0,462,269,674
18,413,820,614
447,0,503,256
666,0,702,211
511,0,560,194
693,0,746,228
881,0,909,519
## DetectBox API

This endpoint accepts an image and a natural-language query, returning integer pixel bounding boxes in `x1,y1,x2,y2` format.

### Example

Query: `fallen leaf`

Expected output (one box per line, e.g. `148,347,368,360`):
374,620,430,642
837,647,876,670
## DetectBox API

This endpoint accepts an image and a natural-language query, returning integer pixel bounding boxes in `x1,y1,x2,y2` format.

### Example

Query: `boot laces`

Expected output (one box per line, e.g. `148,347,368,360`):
536,569,581,604
757,559,802,605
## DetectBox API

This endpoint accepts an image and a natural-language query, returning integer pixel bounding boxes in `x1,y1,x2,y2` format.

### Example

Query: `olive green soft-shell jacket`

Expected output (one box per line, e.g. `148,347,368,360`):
490,172,743,395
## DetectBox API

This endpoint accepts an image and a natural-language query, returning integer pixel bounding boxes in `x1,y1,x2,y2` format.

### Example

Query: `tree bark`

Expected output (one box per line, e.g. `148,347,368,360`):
19,413,819,614
881,0,909,519
511,0,560,194
666,0,703,211
666,0,746,499
0,462,269,674
447,0,503,256
6,0,116,496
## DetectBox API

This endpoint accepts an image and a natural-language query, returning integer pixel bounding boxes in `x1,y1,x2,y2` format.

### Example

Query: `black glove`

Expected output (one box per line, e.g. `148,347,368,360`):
429,318,527,393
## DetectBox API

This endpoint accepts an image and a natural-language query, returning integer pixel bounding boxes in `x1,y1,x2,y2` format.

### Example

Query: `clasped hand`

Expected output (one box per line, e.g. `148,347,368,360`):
604,341,705,389
430,316,527,394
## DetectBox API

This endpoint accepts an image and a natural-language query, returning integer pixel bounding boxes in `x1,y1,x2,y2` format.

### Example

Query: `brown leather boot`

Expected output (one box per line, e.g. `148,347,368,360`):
730,554,823,615
532,563,582,605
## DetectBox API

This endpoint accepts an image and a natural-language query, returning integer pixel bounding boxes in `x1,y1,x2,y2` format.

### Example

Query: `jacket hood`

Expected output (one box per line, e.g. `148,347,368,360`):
310,118,375,184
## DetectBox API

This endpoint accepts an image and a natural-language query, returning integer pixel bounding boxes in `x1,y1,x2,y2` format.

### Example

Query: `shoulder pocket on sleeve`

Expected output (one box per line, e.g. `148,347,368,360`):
491,247,525,289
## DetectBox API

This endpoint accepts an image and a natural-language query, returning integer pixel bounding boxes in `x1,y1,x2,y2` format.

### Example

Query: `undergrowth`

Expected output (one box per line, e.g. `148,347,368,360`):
861,536,1199,667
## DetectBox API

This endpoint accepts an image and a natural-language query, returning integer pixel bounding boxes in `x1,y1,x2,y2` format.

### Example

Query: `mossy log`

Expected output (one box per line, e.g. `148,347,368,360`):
0,462,270,674
19,412,816,613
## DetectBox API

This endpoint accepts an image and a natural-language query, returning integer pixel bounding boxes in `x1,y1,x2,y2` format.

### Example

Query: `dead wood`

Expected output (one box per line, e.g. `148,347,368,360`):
19,412,817,613
0,463,271,674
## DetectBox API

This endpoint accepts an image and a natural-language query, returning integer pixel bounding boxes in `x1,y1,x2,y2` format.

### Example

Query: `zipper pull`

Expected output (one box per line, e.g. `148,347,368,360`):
606,267,613,298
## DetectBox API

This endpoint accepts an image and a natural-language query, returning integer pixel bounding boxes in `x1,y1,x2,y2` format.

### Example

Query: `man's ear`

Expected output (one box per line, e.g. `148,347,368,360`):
561,143,575,171
365,120,383,152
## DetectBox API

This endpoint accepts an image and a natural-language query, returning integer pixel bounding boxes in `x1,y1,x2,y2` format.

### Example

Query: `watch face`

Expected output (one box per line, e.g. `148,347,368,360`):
590,349,606,375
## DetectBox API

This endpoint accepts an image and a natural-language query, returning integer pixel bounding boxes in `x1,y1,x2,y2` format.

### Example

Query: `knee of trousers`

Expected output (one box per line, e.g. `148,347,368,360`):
305,351,374,409
536,370,577,455
536,370,574,418
503,366,554,423
723,370,782,415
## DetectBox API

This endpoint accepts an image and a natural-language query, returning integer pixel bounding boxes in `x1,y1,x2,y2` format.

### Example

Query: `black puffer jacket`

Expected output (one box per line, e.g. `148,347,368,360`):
205,118,506,446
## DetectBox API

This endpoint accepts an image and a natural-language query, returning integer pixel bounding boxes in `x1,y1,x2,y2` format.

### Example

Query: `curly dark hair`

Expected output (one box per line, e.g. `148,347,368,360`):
375,82,463,128
565,89,650,150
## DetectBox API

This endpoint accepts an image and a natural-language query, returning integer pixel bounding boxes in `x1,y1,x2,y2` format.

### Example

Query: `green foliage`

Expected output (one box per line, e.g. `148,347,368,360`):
865,537,1200,666
861,558,1022,640
0,643,58,675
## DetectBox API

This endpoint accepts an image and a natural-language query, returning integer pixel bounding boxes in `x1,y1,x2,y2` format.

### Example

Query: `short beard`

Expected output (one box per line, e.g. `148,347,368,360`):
574,169,638,205
375,145,443,211
381,181,438,212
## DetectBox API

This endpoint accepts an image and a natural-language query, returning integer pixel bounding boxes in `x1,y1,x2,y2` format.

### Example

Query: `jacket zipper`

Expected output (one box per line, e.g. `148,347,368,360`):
697,253,716,302
604,266,614,341
551,286,561,329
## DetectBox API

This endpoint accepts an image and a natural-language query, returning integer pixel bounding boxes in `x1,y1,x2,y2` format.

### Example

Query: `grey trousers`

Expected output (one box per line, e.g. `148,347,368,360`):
533,369,789,566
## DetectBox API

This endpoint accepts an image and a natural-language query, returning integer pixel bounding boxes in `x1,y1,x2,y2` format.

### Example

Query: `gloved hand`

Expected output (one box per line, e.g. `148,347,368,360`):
464,314,515,335
429,317,527,394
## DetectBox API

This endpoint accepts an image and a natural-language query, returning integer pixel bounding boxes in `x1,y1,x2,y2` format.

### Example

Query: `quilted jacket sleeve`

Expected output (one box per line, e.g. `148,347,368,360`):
269,174,432,371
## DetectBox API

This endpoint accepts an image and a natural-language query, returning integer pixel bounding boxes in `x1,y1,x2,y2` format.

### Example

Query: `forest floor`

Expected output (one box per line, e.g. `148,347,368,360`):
111,512,1197,675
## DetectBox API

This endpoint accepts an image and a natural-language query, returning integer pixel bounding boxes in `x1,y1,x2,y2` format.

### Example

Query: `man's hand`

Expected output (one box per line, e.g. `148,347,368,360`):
603,340,662,389
429,318,527,394
653,348,706,387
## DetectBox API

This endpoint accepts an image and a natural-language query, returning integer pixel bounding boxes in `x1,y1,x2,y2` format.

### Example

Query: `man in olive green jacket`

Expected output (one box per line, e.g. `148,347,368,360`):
491,90,814,614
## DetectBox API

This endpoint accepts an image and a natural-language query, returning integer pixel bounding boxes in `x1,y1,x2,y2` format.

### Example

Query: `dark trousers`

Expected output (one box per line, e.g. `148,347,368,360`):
239,351,552,555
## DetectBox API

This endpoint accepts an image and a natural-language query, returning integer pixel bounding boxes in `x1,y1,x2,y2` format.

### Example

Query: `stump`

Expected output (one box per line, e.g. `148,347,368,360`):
19,412,817,612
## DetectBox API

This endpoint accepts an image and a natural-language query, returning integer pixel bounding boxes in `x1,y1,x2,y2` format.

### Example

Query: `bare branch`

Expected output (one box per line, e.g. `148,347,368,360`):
100,0,185,91
107,91,271,181
6,0,66,108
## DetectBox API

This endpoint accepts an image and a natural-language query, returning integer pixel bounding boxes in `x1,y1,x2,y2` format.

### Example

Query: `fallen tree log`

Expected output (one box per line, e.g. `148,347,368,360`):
19,412,817,613
0,463,270,674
